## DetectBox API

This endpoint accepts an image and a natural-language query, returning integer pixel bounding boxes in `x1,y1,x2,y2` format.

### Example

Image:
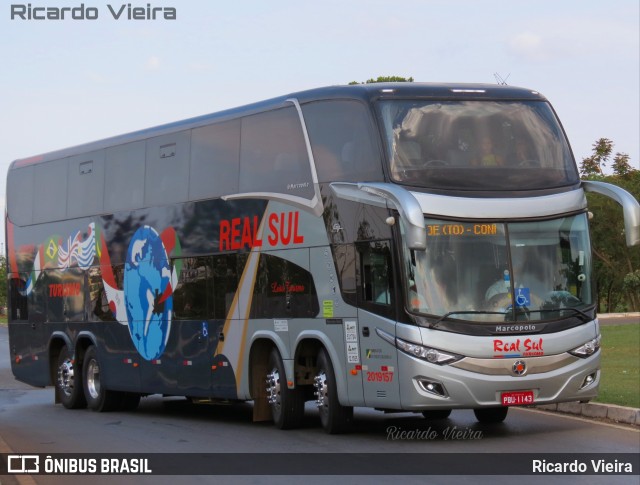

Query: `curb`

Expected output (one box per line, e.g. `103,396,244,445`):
599,313,640,318
536,402,640,426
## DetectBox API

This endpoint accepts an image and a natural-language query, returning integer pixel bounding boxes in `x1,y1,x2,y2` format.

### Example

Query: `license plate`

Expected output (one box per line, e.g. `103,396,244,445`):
501,390,535,406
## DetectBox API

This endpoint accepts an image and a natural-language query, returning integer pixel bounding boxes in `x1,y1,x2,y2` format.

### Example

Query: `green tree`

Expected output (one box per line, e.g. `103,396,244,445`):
581,139,640,311
612,152,634,176
349,75,414,85
580,137,635,178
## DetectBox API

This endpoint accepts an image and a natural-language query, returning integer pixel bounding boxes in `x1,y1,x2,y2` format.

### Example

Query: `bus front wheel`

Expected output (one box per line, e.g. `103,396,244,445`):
56,345,87,409
314,348,353,434
82,346,121,412
473,407,508,423
265,348,304,429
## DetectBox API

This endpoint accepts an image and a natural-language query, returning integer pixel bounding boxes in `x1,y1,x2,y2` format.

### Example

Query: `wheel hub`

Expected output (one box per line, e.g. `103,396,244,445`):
57,359,75,396
85,359,101,400
313,371,328,408
265,369,281,407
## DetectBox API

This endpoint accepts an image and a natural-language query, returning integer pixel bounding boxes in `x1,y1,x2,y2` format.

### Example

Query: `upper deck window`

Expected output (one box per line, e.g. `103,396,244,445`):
240,106,314,199
378,100,579,192
302,100,383,183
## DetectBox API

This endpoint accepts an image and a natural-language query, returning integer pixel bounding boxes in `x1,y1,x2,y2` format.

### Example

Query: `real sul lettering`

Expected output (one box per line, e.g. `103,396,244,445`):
219,211,304,251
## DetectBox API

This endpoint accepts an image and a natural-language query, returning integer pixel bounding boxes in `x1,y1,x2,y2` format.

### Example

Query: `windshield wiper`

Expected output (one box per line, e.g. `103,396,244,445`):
429,306,593,328
430,310,508,328
529,307,593,323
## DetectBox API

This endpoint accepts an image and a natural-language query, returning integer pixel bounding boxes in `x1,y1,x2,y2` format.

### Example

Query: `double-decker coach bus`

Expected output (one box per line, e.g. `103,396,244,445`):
6,83,639,433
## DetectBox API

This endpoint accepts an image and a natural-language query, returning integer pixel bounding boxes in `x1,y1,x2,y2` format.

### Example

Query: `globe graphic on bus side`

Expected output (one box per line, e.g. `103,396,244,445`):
124,226,173,360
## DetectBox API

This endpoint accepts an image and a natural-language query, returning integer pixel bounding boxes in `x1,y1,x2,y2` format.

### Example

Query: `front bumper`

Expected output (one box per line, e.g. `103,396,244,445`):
397,350,600,410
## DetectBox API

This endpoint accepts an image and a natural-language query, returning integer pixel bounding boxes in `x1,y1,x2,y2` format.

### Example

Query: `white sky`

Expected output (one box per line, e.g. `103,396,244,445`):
1,0,639,247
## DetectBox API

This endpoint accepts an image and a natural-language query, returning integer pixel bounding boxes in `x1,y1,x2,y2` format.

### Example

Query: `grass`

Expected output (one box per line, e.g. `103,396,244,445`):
0,315,636,407
594,324,640,409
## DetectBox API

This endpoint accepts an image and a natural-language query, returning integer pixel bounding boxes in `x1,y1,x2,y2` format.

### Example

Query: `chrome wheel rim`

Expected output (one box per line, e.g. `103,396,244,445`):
314,371,328,416
57,358,75,396
266,368,281,413
86,359,101,400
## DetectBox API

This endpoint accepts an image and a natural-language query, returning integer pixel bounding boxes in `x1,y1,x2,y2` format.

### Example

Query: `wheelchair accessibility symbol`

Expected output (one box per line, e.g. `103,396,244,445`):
515,288,531,307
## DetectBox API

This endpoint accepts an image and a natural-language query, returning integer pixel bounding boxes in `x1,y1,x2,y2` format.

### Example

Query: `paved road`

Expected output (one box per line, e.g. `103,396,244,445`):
0,325,638,484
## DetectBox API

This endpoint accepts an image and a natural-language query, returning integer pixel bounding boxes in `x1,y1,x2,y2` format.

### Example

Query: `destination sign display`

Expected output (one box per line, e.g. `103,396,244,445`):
426,222,500,237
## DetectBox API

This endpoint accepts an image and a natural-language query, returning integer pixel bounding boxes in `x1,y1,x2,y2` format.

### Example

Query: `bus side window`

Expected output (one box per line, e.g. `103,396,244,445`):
190,119,241,199
250,252,319,319
332,244,357,307
9,276,29,322
356,241,395,318
173,257,211,320
211,254,243,320
302,100,384,183
89,264,123,322
33,159,68,224
239,106,313,199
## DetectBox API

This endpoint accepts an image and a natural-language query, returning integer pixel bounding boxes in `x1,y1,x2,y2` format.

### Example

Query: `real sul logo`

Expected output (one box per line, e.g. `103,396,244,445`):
10,3,177,20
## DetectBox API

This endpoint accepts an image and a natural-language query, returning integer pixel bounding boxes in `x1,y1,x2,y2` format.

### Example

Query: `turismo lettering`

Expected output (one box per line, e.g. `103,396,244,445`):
219,212,304,251
49,283,81,298
493,337,544,356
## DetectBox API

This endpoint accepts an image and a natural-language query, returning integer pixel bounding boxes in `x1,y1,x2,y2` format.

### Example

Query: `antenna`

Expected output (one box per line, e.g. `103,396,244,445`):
494,73,511,85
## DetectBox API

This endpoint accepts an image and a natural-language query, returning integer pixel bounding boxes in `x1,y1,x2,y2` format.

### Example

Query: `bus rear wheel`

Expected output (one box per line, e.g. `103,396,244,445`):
82,346,122,412
314,348,353,434
265,348,304,429
474,407,508,423
56,345,87,409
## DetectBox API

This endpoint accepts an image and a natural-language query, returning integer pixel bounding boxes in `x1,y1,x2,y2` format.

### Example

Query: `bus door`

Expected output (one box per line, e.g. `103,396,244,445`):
356,241,401,408
311,246,363,406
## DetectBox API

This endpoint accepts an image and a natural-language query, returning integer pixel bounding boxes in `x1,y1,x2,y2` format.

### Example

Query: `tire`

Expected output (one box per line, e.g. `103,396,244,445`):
314,348,353,434
82,346,122,412
265,348,305,429
56,345,87,409
422,409,451,420
474,407,509,423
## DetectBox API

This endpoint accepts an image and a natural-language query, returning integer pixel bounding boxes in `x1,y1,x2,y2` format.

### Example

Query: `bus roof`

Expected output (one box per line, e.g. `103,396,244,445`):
9,83,547,170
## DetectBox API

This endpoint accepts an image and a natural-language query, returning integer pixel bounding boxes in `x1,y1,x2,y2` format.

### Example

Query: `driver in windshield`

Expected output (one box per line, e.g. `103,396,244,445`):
485,270,511,302
472,137,505,167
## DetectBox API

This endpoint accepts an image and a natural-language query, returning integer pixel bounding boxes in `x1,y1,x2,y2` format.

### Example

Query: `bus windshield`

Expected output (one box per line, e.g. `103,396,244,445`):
378,100,579,192
403,213,594,323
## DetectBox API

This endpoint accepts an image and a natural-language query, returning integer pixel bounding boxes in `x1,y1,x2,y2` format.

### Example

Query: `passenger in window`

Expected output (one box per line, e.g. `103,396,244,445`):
471,137,504,167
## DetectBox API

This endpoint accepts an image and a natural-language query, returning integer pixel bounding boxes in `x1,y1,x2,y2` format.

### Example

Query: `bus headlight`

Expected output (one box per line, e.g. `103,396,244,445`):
375,328,462,365
569,336,601,358
395,337,463,365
